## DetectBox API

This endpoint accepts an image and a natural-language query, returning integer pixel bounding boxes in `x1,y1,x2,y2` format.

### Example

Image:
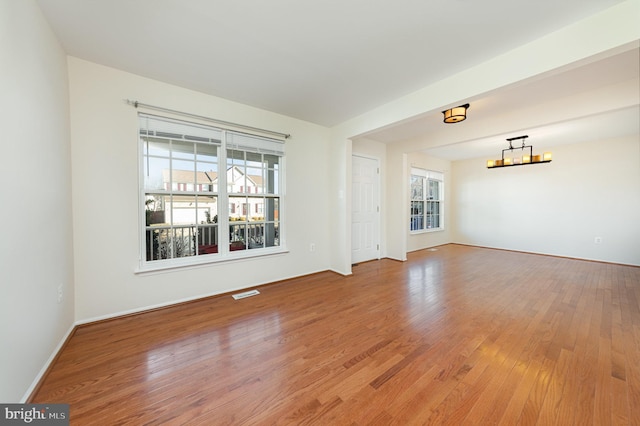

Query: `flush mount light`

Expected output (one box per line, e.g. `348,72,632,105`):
442,103,469,123
486,135,552,168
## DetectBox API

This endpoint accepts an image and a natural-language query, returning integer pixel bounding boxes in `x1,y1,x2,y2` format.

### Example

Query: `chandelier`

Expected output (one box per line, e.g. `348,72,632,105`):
487,135,552,168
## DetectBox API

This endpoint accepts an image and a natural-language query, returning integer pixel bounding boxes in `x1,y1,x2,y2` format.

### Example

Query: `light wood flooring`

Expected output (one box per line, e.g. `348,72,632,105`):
32,244,640,425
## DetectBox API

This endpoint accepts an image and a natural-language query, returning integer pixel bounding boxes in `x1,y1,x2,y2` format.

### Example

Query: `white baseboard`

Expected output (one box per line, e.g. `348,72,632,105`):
76,269,333,325
75,287,251,326
21,323,76,403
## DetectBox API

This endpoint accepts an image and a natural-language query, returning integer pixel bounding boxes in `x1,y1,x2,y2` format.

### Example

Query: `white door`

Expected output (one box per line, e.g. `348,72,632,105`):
352,155,380,264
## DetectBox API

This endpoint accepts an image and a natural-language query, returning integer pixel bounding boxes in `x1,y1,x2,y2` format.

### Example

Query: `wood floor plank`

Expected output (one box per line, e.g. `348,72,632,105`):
498,357,545,426
516,357,556,426
30,244,640,425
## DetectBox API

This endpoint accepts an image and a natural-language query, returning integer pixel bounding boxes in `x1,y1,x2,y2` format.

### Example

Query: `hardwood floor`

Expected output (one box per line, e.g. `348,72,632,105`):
32,244,640,425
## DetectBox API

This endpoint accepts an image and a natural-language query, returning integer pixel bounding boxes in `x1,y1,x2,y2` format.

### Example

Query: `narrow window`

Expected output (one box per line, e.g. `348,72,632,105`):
410,168,444,232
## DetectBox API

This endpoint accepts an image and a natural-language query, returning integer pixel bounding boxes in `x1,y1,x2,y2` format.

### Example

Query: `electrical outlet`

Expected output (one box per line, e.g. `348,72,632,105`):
309,243,316,252
594,237,602,244
57,284,63,303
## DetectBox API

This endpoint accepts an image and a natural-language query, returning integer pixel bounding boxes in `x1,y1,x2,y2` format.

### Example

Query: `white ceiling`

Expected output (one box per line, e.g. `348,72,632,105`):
36,0,639,158
368,47,640,159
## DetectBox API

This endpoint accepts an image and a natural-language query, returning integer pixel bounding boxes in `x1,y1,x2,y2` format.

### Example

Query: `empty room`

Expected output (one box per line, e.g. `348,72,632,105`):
2,0,639,424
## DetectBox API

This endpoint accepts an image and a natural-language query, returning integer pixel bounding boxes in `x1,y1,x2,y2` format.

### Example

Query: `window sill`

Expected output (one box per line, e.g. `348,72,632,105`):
410,228,445,235
134,246,289,275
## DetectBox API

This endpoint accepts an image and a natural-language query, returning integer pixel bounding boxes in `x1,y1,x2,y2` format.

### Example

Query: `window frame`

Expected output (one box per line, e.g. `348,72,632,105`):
137,113,287,272
410,168,444,234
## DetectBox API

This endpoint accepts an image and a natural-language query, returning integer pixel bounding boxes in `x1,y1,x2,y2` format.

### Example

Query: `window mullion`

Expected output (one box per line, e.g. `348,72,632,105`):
168,140,175,259
218,131,229,253
422,177,428,231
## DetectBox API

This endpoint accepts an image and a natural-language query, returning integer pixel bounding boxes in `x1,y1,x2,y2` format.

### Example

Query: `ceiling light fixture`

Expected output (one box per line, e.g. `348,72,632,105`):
442,103,469,123
486,135,552,168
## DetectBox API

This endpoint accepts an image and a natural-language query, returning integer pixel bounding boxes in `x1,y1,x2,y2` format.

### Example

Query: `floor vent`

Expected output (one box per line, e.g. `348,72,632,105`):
232,289,260,300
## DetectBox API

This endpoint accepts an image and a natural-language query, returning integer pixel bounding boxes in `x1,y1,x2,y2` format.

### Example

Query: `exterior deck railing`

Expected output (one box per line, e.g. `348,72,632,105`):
145,222,278,261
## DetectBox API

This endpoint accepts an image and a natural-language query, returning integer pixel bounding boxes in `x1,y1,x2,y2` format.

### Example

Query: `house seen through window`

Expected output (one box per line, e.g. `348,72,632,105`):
410,168,444,232
140,114,284,265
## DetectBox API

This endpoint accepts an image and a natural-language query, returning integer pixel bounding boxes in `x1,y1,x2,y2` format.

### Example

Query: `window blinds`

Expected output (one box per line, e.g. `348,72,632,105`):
226,132,285,156
139,114,284,156
139,114,222,144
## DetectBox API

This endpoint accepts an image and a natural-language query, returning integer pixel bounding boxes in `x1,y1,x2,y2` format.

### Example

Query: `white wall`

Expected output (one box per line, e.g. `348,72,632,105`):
0,0,75,402
407,153,452,252
68,58,333,321
452,135,640,265
383,147,409,261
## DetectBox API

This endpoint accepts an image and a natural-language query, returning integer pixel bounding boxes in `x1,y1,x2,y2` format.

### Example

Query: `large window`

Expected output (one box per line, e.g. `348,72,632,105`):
140,114,284,266
410,169,443,232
